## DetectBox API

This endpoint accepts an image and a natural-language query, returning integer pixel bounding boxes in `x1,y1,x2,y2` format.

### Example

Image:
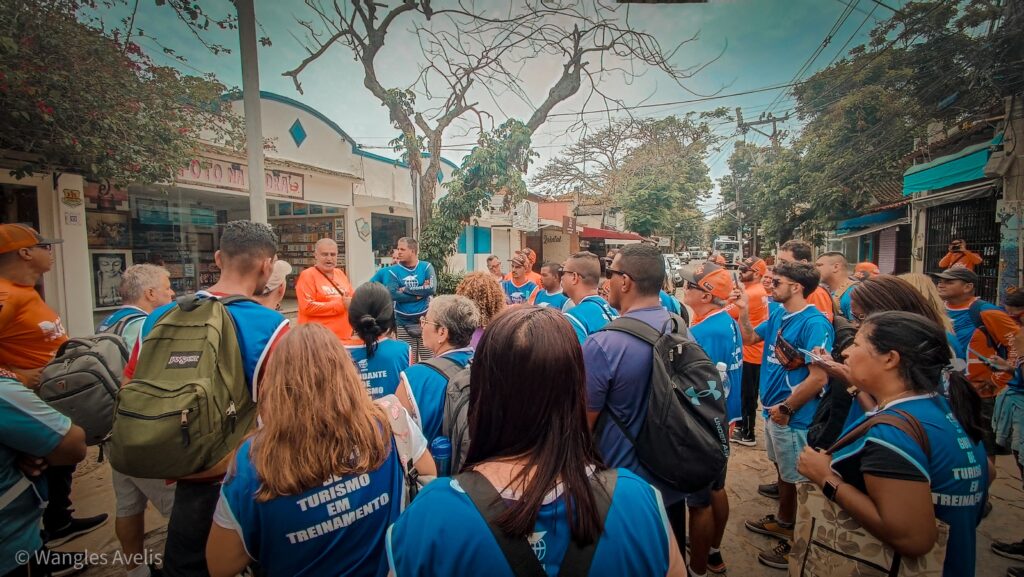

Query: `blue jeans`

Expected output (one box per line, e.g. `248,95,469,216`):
765,420,809,483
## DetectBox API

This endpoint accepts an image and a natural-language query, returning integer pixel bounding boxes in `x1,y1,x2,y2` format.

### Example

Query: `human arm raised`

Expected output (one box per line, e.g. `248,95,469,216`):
728,285,763,345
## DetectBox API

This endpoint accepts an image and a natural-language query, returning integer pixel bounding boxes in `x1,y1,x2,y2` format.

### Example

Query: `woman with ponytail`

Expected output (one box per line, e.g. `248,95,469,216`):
798,311,990,577
346,283,412,401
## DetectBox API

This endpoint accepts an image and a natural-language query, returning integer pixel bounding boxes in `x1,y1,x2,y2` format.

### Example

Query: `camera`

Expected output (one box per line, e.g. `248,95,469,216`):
950,241,963,252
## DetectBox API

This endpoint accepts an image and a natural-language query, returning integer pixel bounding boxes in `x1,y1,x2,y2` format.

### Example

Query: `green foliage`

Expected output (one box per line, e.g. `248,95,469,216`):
435,270,466,296
0,0,242,184
419,120,537,270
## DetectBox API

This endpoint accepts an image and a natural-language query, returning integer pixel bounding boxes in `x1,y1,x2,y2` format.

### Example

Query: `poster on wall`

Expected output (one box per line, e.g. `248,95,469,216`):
84,182,130,212
91,250,132,310
86,211,130,248
136,197,173,225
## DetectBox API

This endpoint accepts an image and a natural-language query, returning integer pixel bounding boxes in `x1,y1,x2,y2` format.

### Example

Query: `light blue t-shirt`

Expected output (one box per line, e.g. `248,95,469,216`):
754,304,835,429
659,290,682,315
565,296,619,344
216,437,405,577
387,468,674,577
381,262,437,323
532,289,570,311
1,377,72,575
404,348,473,442
832,395,987,577
691,308,744,424
501,279,538,305
346,339,411,399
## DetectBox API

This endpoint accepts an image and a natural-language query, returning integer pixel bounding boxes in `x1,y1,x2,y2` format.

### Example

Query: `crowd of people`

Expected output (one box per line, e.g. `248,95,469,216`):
1,219,1021,577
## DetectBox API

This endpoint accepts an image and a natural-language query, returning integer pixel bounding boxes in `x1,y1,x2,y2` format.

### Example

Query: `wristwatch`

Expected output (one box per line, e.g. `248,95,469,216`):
823,479,842,502
779,402,794,417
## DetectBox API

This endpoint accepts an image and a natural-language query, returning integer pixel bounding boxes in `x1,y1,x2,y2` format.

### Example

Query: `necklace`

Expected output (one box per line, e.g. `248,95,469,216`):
877,390,914,410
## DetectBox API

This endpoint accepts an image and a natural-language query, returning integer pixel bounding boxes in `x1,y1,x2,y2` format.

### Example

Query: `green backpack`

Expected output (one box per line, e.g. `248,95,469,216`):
108,294,257,479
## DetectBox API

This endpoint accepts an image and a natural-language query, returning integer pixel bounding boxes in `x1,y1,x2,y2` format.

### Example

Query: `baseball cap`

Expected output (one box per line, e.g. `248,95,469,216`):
739,256,767,276
680,261,733,302
712,254,727,266
930,267,978,284
854,262,880,276
263,260,293,293
510,254,527,268
521,247,537,266
0,224,63,254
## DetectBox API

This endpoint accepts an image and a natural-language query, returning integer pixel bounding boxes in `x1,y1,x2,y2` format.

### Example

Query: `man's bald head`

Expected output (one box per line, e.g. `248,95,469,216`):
315,238,339,273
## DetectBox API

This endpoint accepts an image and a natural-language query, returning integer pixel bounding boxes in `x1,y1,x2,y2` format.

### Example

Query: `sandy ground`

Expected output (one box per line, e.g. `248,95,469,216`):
56,434,1023,577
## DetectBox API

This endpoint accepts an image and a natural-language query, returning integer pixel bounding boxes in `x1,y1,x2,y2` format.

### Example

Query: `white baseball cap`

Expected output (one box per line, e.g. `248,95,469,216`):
263,260,293,293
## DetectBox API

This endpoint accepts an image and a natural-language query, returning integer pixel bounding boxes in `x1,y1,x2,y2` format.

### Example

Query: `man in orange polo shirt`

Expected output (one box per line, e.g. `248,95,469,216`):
727,256,770,446
295,238,354,340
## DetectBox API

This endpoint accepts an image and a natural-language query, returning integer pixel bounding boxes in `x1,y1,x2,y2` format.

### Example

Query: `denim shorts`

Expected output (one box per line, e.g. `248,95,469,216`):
765,420,809,483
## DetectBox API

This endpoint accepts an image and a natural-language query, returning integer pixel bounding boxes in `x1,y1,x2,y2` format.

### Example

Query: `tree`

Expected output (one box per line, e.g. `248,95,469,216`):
0,0,242,184
283,0,705,233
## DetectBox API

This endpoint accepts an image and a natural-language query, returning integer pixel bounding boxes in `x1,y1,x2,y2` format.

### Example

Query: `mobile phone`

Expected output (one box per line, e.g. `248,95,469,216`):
798,348,825,363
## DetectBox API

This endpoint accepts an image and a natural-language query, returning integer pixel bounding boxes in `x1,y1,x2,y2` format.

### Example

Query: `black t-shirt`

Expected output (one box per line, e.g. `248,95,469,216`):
835,441,929,491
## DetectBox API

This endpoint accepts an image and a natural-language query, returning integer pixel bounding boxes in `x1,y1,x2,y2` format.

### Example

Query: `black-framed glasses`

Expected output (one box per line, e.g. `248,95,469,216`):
683,280,704,292
771,278,786,288
605,267,629,280
558,267,579,278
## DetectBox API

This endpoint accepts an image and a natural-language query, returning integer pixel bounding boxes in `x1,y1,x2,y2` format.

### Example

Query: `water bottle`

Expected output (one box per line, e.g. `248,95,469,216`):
431,436,452,477
716,361,730,397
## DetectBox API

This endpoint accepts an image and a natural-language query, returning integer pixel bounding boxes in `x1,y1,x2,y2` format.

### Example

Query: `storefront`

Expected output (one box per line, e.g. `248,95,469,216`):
3,91,456,335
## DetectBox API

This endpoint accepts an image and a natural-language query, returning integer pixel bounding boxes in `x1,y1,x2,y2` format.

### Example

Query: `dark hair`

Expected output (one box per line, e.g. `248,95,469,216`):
775,261,819,298
466,306,606,544
852,276,947,328
780,239,813,262
818,251,847,263
566,252,602,286
219,220,278,270
860,311,985,444
617,244,666,296
398,237,418,253
541,261,561,274
1004,288,1024,309
347,283,396,358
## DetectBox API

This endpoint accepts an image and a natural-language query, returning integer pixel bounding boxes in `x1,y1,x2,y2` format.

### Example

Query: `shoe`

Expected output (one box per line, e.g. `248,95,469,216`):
46,551,88,577
993,540,1024,561
707,550,727,574
758,482,780,500
45,513,109,547
731,430,756,447
745,514,794,540
1008,567,1024,577
757,540,791,570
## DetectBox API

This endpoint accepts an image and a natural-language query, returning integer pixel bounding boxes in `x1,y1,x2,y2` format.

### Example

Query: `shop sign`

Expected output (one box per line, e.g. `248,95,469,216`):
61,189,83,208
562,216,576,235
177,157,304,199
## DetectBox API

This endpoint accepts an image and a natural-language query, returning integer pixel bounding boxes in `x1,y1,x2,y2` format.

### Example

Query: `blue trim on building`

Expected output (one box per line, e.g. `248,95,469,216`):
226,91,460,172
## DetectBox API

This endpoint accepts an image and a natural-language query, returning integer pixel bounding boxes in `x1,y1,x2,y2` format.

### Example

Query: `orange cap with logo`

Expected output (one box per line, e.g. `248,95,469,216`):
739,256,767,276
682,261,733,302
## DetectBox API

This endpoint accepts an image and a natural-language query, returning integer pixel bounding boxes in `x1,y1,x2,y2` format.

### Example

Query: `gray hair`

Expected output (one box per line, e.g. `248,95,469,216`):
119,264,170,303
429,294,481,348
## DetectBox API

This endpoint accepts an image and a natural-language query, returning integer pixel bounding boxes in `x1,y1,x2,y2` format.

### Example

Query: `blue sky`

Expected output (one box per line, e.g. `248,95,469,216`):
116,0,901,210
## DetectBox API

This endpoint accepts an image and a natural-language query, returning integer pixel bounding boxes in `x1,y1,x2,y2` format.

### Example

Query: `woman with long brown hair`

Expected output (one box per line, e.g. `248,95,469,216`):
387,306,685,576
206,324,434,577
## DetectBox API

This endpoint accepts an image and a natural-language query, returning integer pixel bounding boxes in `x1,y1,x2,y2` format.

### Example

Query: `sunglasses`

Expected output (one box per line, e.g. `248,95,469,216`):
605,267,630,280
683,280,705,292
557,267,579,278
771,278,792,288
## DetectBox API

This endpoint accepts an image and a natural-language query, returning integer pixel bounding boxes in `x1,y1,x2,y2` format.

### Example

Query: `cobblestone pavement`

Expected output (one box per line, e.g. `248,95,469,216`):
61,432,1022,576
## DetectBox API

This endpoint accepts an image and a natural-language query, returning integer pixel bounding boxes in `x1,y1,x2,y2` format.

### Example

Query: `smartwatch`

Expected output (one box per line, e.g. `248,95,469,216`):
823,479,842,502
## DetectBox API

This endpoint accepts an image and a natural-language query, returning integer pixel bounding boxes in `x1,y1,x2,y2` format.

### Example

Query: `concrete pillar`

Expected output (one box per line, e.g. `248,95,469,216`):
44,173,92,337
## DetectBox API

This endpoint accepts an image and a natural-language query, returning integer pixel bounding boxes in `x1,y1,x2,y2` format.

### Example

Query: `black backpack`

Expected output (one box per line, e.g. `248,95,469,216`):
597,314,729,493
807,307,859,449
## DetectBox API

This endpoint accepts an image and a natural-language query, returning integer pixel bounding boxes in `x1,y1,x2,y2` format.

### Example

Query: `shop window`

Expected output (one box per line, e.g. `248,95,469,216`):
269,201,347,296
371,214,412,266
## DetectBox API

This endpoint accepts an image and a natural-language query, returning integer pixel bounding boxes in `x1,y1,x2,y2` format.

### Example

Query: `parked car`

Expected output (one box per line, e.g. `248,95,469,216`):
677,251,692,262
663,255,683,287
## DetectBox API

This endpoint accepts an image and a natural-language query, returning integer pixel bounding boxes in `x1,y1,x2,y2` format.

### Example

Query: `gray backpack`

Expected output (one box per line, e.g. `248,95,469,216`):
435,358,473,474
38,313,144,446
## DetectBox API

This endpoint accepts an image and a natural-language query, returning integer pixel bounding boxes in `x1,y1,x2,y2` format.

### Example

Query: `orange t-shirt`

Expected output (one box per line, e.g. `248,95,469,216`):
807,286,835,323
0,278,68,376
939,250,983,271
727,281,769,364
295,266,355,340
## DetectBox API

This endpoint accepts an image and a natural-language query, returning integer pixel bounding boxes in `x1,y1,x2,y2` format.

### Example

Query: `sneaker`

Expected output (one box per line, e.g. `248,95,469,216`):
993,540,1024,561
731,430,756,447
46,551,89,577
745,514,794,540
707,550,727,574
45,513,109,547
757,540,791,570
758,482,780,500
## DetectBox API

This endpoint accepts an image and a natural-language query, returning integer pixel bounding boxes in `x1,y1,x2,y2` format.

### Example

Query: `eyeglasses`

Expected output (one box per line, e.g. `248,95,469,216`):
771,278,790,288
558,268,579,278
683,280,704,292
605,267,629,280
419,316,440,327
34,244,53,252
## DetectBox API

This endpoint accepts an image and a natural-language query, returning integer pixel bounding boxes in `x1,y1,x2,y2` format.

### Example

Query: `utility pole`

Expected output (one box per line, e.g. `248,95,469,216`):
736,107,791,150
237,0,266,223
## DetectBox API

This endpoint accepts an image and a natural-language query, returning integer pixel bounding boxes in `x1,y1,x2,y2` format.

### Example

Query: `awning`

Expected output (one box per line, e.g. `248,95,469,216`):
909,181,996,209
834,208,907,235
903,133,1004,195
579,226,646,241
834,218,909,240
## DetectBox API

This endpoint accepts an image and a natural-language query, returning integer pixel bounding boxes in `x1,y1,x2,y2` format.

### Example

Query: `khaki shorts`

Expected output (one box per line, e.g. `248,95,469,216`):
112,469,175,518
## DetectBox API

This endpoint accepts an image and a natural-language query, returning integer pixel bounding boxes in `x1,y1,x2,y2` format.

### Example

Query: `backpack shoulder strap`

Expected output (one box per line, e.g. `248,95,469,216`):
456,471,547,577
557,468,619,577
599,316,663,346
105,311,147,337
421,356,463,382
827,409,931,459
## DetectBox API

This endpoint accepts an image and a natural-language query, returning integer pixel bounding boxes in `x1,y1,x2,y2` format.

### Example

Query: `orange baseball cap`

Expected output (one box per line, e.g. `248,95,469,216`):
521,247,537,266
739,256,768,276
854,262,880,276
0,224,63,254
681,261,733,302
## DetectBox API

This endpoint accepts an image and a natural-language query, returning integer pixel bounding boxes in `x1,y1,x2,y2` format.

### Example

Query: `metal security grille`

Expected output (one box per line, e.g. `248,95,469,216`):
924,195,1000,302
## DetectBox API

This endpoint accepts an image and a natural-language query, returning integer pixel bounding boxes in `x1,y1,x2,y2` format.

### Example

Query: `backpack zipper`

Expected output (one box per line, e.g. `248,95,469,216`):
226,401,237,434
180,410,191,448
